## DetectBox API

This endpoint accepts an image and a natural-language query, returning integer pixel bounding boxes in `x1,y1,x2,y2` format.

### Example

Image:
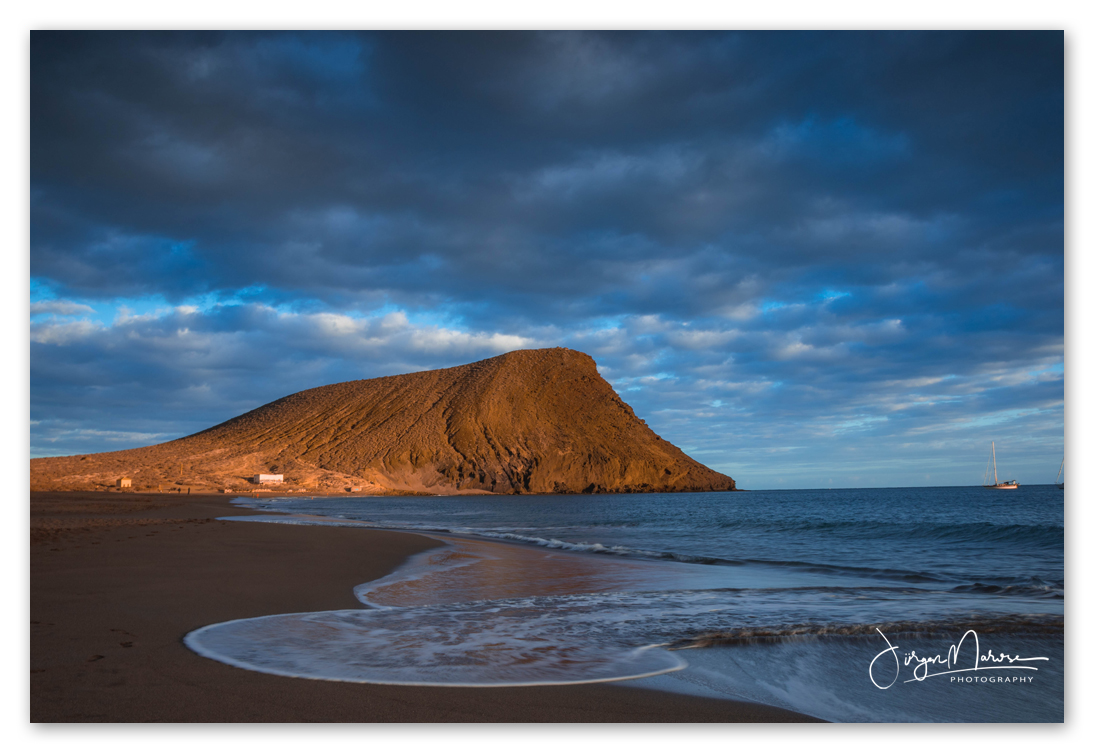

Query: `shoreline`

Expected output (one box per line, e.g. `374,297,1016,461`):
31,491,820,722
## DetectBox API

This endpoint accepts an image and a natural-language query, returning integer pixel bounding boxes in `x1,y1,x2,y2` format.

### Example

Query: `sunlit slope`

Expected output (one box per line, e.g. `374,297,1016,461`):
31,348,736,494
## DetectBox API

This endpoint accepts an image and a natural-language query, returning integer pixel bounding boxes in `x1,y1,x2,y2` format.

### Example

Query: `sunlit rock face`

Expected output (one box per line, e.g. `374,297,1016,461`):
30,348,737,495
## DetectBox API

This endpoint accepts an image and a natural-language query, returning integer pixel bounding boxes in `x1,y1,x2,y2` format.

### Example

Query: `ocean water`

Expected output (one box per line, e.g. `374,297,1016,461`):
184,486,1064,722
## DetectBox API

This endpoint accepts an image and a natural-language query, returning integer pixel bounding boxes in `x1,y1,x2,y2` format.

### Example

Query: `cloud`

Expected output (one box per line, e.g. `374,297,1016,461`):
30,303,541,455
29,294,1063,487
29,31,1063,486
30,300,95,316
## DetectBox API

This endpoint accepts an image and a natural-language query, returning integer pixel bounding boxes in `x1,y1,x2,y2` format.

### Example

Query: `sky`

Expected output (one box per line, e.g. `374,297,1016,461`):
29,30,1064,489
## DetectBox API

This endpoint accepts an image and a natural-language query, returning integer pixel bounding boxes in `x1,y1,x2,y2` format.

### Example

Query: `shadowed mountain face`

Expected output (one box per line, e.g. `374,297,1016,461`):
31,348,736,494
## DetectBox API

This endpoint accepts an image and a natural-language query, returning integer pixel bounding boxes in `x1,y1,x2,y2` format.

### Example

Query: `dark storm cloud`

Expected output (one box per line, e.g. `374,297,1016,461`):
32,32,1061,309
30,31,1063,486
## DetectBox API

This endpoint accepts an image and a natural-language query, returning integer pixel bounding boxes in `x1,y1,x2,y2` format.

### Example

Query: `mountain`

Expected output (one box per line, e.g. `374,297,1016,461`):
31,348,737,494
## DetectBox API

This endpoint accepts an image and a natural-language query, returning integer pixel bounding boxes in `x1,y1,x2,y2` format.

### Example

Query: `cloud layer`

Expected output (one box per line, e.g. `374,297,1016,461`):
31,31,1063,487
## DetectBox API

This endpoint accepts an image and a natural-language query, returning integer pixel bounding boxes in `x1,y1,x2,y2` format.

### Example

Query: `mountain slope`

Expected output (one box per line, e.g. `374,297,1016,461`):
31,348,736,494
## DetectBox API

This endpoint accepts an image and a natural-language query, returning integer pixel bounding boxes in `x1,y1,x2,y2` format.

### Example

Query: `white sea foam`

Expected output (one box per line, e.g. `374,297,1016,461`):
184,606,686,687
193,514,692,686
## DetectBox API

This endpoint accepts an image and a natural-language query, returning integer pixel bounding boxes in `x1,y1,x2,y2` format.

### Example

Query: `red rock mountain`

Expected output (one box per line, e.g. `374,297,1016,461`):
30,348,736,494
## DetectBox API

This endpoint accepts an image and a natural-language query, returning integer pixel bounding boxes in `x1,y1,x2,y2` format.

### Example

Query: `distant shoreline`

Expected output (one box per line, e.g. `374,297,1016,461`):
29,483,741,496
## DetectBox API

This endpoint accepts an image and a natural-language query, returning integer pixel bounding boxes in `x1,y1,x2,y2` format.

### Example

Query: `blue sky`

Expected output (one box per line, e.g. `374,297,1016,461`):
29,31,1063,488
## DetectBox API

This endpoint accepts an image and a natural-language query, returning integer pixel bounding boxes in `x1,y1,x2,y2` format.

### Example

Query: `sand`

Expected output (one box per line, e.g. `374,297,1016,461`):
30,492,819,722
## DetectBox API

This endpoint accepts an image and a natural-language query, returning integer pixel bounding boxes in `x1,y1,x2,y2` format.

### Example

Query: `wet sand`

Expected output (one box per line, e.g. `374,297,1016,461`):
31,492,820,722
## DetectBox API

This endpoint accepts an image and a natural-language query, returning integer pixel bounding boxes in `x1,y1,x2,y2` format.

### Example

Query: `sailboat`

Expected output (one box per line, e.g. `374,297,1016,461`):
983,441,1019,489
1056,457,1064,490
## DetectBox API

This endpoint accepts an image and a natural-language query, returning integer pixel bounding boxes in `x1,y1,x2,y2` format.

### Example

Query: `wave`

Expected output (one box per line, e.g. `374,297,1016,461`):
949,577,1064,599
221,512,1065,599
226,515,955,583
439,528,1065,594
713,518,1063,547
184,580,1064,691
672,614,1065,649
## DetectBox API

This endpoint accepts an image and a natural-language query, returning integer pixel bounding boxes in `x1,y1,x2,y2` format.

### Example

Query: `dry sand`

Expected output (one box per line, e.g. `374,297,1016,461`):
30,492,819,722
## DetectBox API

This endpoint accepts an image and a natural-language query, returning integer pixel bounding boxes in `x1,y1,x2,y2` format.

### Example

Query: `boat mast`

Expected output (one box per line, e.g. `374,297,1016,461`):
1057,457,1064,485
992,441,998,486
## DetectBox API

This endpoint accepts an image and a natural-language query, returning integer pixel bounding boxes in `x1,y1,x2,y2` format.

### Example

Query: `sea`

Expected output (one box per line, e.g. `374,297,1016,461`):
184,485,1064,722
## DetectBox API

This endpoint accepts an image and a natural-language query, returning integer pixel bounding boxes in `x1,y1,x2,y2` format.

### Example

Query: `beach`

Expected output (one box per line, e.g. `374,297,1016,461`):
30,492,819,722
194,488,1063,722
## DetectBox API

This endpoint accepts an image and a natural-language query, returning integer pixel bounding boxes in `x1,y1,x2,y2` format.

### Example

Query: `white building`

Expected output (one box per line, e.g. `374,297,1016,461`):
117,477,132,488
252,474,284,484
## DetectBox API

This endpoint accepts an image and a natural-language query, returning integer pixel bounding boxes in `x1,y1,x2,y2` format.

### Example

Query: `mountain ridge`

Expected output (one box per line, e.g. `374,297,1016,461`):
31,348,737,495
